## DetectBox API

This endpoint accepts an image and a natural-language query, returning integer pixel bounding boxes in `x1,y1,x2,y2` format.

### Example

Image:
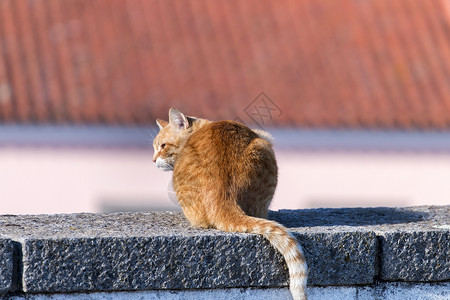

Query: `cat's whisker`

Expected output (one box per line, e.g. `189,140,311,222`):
146,128,156,147
146,128,155,140
152,127,159,137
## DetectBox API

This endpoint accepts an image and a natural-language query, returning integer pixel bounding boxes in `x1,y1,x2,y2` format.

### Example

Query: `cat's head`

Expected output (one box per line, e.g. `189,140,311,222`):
152,108,196,171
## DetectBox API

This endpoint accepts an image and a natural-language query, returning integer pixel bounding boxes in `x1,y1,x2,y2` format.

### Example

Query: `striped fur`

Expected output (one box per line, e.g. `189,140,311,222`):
216,215,308,300
153,108,308,299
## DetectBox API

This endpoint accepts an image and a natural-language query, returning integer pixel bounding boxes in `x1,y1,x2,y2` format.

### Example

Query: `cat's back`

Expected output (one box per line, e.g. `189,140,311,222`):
175,120,276,177
184,121,264,159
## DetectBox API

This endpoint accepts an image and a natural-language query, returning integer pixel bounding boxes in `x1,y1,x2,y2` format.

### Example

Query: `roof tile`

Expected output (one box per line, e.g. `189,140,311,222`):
0,0,450,129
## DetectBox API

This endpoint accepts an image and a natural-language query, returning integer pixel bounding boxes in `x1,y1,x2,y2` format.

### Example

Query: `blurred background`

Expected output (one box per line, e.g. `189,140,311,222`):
1,0,450,214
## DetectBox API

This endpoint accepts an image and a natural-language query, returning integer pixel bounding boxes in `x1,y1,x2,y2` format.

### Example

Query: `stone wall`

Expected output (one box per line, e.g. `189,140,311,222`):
0,206,449,299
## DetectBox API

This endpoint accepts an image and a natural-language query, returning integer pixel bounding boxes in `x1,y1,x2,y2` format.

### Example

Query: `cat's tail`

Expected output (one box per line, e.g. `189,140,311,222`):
215,214,308,300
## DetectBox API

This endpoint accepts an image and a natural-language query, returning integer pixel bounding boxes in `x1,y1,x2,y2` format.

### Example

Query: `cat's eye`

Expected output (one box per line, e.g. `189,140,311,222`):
161,143,166,149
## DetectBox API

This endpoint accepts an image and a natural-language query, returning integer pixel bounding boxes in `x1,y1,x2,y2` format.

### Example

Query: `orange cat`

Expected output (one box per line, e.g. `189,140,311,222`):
153,108,308,300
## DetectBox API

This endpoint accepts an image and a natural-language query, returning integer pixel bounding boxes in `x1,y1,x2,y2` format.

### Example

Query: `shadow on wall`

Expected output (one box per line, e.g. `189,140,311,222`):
268,207,425,227
99,200,182,213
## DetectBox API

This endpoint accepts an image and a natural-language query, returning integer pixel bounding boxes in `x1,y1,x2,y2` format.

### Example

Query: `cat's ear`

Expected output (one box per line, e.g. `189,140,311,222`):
156,119,168,130
169,108,190,130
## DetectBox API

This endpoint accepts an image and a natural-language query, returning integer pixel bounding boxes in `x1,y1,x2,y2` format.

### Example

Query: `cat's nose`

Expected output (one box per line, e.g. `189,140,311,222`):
152,157,156,163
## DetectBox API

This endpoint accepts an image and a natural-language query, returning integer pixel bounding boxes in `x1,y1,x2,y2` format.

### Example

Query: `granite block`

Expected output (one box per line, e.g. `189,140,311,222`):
0,238,14,294
21,234,287,293
298,231,377,286
379,230,450,282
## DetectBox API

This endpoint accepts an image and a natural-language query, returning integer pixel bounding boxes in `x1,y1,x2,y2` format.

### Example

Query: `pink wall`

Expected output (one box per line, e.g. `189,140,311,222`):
1,147,449,215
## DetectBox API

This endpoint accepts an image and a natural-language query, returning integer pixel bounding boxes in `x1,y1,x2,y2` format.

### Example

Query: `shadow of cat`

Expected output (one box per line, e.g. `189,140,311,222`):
268,207,426,228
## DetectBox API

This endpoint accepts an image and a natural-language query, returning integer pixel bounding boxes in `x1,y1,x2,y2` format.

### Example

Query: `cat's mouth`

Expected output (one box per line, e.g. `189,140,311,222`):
155,158,174,171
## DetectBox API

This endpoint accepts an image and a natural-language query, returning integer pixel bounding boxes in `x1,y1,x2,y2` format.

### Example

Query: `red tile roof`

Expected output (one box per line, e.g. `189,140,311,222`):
1,0,450,129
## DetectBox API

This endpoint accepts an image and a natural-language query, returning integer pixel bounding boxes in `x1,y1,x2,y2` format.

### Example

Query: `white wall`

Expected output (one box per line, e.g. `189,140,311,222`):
9,282,450,300
273,151,450,209
1,147,449,215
